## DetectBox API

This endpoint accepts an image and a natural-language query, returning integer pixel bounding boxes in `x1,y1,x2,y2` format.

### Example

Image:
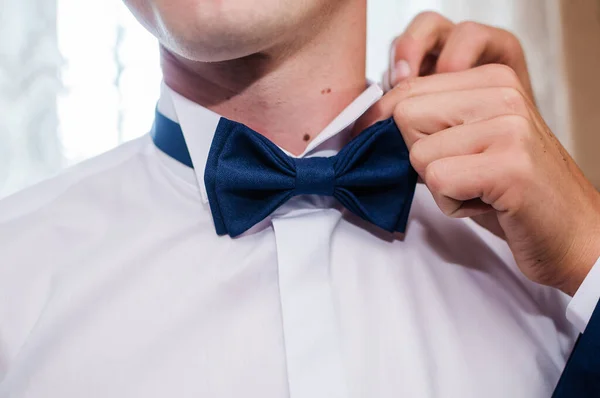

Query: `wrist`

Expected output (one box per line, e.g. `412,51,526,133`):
555,234,600,296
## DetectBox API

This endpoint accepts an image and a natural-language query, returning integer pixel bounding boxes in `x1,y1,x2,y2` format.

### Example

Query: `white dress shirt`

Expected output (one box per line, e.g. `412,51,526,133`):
0,82,598,398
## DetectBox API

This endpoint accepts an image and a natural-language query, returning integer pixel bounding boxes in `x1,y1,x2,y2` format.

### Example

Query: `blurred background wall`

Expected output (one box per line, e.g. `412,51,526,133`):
0,0,598,198
560,0,600,194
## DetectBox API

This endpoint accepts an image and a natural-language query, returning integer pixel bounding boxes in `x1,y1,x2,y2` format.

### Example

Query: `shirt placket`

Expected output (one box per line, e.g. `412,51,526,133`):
271,208,349,398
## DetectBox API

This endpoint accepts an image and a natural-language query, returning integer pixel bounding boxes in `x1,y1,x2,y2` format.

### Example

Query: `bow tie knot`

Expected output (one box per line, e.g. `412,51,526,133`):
294,157,336,196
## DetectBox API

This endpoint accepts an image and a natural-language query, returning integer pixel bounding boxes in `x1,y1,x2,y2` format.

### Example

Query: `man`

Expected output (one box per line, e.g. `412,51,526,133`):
0,1,598,397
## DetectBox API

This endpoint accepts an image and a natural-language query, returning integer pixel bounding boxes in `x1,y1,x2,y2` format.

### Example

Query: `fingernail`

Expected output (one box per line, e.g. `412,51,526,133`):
392,60,411,85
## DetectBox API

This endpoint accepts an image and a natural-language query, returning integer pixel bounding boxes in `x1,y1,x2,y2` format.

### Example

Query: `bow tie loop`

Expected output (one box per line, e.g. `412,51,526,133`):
294,157,335,196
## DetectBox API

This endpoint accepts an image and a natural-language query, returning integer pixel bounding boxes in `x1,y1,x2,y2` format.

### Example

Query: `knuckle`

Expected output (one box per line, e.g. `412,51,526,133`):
503,114,530,132
393,77,416,96
501,114,532,143
414,10,445,24
483,63,520,87
409,139,427,172
392,100,411,124
510,150,536,184
498,86,527,114
501,29,524,55
456,20,484,35
424,162,444,192
495,118,536,183
392,34,414,55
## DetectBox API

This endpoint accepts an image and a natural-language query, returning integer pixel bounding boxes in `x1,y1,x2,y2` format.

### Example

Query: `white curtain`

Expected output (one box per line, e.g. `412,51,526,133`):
0,0,63,197
0,0,566,197
0,0,160,197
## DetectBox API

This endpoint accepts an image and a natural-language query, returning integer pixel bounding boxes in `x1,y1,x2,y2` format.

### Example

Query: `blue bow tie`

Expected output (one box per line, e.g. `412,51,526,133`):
152,111,418,237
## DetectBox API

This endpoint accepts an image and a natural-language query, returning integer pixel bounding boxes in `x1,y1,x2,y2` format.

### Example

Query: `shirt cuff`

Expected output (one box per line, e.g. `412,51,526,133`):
566,256,600,333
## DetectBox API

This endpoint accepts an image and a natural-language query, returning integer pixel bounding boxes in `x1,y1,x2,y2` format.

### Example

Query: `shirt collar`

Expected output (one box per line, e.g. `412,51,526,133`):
156,82,384,204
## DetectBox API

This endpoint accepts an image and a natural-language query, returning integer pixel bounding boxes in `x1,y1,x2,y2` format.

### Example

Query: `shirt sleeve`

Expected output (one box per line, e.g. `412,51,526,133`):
566,256,600,333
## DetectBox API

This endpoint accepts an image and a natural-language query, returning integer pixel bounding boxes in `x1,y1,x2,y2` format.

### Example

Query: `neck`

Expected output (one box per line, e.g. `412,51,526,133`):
162,1,367,155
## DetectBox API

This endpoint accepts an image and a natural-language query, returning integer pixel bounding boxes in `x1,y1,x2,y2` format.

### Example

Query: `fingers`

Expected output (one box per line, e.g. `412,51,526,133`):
394,87,530,148
408,116,523,175
390,11,454,85
411,116,536,217
436,22,534,98
425,153,500,216
356,64,528,133
388,12,533,98
437,22,523,72
436,21,494,73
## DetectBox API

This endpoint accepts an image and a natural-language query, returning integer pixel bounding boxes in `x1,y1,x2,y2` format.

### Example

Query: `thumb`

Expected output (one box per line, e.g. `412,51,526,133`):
388,35,421,86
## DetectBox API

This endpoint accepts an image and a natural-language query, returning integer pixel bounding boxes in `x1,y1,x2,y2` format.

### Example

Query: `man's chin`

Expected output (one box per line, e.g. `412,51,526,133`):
160,34,274,63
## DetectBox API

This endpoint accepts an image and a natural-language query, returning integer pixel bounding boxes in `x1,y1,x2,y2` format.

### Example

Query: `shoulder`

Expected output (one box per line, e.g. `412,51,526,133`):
0,135,152,224
0,135,156,365
0,135,158,268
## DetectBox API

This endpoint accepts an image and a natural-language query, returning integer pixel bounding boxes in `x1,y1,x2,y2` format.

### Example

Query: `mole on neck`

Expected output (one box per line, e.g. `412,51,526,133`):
161,2,367,156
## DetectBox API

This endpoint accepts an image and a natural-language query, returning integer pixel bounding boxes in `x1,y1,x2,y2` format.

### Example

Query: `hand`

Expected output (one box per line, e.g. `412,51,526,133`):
357,64,600,296
384,11,534,100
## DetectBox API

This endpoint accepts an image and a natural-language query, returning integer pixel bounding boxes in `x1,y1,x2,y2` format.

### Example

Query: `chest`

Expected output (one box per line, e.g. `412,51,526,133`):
1,208,574,398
